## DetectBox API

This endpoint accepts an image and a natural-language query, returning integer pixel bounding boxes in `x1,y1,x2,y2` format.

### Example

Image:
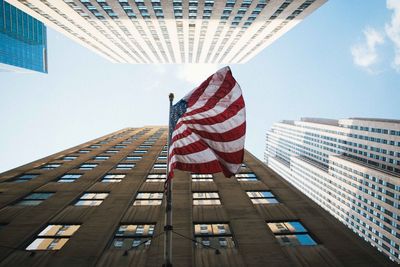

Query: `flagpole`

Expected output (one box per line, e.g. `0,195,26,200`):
164,93,174,267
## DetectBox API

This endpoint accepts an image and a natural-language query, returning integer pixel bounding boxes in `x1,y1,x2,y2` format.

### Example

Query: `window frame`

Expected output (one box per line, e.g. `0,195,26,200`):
193,222,235,249
246,190,279,204
146,174,166,183
191,174,213,182
192,192,221,205
78,163,98,170
57,174,82,183
15,192,54,206
115,163,135,170
235,172,258,181
101,174,126,183
133,192,163,206
26,224,81,251
74,192,109,206
111,223,156,250
12,173,39,182
267,221,317,246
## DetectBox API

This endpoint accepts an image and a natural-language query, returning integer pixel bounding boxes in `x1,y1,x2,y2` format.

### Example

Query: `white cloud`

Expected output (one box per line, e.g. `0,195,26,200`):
176,64,219,86
351,27,385,71
385,0,400,72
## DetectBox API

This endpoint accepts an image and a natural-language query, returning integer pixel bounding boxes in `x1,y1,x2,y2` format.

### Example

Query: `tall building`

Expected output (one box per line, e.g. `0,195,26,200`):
6,0,326,64
0,126,396,266
0,0,47,73
265,118,400,263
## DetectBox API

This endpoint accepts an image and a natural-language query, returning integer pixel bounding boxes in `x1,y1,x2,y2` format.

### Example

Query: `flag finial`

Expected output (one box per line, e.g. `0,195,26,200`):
169,93,174,103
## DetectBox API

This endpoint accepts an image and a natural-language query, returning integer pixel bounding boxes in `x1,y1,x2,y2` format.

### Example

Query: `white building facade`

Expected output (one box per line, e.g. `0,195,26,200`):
265,118,400,263
6,0,326,63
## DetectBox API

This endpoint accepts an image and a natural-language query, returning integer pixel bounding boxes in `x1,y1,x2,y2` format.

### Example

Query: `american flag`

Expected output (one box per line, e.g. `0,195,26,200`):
167,66,246,182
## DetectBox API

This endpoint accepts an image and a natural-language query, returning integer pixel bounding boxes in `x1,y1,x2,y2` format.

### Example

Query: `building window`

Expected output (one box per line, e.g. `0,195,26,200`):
267,221,317,246
113,145,126,149
133,150,147,154
75,193,109,206
112,224,155,249
61,156,77,161
235,173,258,181
133,192,163,206
93,156,110,161
125,156,142,161
78,163,98,170
12,174,39,182
78,150,90,154
101,174,126,183
41,164,61,170
26,224,81,251
193,192,221,205
16,192,54,206
194,223,235,248
191,174,213,182
105,150,119,154
157,156,167,160
246,191,279,204
146,174,166,182
116,163,135,170
89,145,101,149
153,163,167,169
58,174,82,183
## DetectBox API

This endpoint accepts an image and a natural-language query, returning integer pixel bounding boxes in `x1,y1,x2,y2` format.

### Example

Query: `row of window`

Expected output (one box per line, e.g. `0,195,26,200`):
14,189,279,207
344,124,400,136
63,129,161,161
11,171,259,184
25,220,316,251
63,155,144,162
20,140,163,175
39,162,136,171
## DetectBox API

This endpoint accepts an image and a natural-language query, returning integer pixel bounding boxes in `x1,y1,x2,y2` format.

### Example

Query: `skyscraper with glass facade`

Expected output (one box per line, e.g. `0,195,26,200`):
0,126,396,266
6,0,325,64
0,0,47,73
265,118,400,263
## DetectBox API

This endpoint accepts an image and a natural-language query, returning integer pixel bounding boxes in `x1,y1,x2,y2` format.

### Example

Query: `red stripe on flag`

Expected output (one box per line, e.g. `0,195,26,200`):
183,71,236,117
213,149,244,164
178,96,244,126
186,74,214,108
169,139,244,165
169,140,208,156
172,122,246,143
168,160,234,180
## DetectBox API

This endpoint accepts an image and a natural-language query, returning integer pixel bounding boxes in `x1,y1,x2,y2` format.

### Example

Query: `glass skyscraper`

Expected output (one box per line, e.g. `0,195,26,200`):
0,0,47,73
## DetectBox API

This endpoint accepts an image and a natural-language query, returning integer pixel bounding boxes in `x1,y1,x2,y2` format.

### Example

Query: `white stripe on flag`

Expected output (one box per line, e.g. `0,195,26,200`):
184,67,229,112
180,83,242,122
172,124,246,153
169,148,240,173
173,107,245,138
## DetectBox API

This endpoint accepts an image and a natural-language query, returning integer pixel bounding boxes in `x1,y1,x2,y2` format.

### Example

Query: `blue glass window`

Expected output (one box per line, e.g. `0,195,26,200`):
267,221,317,246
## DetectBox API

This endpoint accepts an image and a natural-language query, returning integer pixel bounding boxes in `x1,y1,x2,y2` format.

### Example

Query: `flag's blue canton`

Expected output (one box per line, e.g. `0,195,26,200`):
170,99,188,133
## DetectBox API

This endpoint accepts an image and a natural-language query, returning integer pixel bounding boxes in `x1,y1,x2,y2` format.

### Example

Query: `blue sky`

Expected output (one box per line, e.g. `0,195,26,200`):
0,0,399,173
